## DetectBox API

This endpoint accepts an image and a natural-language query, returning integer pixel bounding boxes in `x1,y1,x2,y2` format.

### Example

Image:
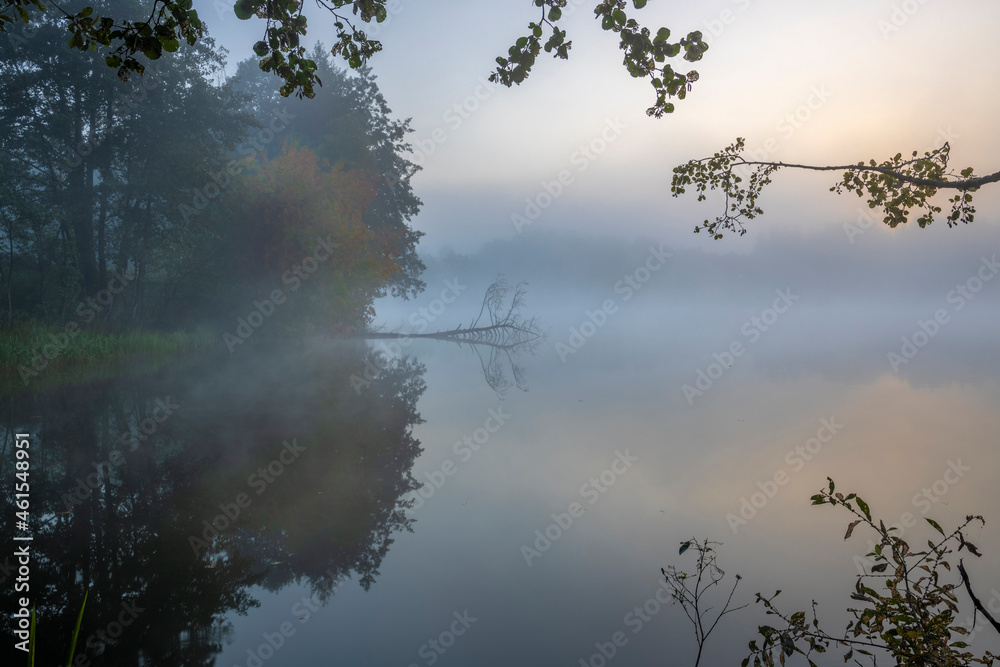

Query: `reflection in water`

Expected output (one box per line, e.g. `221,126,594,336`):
4,269,1000,666
0,341,425,665
362,276,544,397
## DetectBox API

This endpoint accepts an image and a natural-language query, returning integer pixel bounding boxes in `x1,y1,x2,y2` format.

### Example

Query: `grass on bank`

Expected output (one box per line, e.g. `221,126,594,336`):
0,322,215,369
0,322,216,397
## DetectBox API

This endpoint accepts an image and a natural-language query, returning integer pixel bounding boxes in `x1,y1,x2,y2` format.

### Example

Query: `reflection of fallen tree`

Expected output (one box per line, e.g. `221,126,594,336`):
358,278,545,395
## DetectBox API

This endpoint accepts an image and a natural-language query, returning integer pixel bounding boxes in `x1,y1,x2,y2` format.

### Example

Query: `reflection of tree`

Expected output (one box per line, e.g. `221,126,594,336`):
459,334,538,397
0,341,425,665
194,348,426,596
361,277,544,396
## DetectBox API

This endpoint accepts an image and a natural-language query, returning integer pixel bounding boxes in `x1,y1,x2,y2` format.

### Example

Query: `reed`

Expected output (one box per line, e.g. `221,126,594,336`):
25,589,88,667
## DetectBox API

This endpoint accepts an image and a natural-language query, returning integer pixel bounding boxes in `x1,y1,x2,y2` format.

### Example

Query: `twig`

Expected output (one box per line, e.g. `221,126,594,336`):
958,559,1000,636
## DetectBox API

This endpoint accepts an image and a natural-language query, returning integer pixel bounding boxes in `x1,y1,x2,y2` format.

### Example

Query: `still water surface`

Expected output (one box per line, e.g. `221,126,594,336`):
3,273,1000,666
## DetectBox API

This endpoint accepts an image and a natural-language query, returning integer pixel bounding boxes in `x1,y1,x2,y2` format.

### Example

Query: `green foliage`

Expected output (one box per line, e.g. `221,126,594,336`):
490,0,572,88
218,143,388,334
831,146,979,229
670,138,777,239
745,478,996,667
1,15,422,344
1,0,707,110
0,9,253,324
0,0,202,82
491,0,707,117
671,138,985,239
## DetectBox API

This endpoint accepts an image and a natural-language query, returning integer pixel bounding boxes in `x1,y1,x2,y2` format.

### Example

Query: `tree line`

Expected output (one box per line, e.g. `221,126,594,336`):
0,0,423,340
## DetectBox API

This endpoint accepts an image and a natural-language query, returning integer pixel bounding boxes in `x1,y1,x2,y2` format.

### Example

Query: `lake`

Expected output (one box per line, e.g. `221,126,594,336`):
4,230,1000,666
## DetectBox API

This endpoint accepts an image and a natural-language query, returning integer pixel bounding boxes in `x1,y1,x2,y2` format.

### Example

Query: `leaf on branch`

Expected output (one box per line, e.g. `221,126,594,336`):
925,517,945,536
780,633,795,656
844,520,862,540
856,497,871,522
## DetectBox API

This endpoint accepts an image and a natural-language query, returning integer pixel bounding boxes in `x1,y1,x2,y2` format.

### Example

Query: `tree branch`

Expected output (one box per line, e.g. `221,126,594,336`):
672,138,989,239
732,158,1000,191
958,559,1000,636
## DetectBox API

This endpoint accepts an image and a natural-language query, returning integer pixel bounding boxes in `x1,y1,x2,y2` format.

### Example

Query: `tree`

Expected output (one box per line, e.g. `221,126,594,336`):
229,48,426,300
0,1,252,317
215,143,392,335
745,478,998,667
0,4,422,336
358,276,544,395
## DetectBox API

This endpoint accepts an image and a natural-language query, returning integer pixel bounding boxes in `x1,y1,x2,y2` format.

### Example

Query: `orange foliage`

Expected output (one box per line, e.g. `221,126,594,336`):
228,144,401,333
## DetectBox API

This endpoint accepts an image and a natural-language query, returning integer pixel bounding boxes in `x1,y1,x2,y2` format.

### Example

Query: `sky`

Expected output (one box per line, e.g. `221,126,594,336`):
33,6,1000,663
197,0,1000,255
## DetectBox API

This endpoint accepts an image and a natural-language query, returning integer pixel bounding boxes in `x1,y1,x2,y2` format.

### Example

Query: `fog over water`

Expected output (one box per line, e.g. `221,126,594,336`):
3,0,999,663
212,221,1000,666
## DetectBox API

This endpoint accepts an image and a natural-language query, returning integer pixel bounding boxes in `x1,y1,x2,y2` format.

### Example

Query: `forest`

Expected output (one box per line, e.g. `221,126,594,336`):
0,4,424,389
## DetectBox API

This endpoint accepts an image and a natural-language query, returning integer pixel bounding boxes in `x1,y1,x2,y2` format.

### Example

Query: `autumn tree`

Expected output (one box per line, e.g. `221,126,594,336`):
216,143,400,335
229,48,425,300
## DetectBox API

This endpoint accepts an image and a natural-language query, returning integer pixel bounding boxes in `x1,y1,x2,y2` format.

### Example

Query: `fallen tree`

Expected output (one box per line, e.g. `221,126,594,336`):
352,277,544,395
